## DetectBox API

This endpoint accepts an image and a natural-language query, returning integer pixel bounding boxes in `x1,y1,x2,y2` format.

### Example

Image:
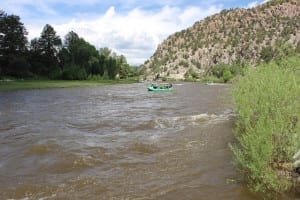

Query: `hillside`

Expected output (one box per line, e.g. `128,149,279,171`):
139,0,300,80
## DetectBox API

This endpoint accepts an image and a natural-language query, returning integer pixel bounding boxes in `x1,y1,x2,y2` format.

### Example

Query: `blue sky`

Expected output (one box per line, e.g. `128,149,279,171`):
1,0,269,65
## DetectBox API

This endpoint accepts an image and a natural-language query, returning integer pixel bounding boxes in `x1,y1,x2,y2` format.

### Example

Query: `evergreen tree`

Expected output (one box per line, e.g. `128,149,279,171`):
64,31,79,47
38,24,61,75
29,38,46,75
62,31,79,65
0,11,29,77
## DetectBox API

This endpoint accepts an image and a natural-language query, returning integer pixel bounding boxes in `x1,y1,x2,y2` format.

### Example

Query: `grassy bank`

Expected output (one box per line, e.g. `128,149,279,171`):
0,79,138,91
230,57,300,197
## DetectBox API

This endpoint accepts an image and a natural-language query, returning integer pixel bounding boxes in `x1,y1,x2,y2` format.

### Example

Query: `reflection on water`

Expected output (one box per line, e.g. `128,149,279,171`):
0,83,262,199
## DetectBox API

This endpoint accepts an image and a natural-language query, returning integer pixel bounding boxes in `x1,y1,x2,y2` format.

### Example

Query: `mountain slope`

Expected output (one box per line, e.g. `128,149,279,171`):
140,0,300,80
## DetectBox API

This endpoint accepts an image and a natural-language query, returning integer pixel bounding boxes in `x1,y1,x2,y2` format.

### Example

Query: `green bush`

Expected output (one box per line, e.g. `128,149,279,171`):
184,69,200,81
61,65,87,80
48,67,62,79
260,46,275,63
222,69,232,82
87,74,102,81
231,57,300,196
210,63,243,83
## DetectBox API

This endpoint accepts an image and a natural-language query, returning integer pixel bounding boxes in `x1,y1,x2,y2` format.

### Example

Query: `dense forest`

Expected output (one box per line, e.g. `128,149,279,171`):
0,10,138,80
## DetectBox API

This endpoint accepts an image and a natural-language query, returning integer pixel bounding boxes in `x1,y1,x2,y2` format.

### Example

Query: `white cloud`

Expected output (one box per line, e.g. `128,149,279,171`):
246,1,260,8
1,1,221,65
51,5,220,65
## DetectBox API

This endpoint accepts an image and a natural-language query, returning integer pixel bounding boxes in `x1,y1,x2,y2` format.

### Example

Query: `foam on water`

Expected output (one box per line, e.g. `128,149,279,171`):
152,109,234,131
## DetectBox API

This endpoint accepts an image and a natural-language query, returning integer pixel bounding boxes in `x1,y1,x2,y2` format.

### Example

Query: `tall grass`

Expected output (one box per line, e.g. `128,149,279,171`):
230,57,300,197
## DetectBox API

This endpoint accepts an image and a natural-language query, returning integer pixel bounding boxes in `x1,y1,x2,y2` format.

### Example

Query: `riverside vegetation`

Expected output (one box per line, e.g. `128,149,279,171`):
230,56,300,198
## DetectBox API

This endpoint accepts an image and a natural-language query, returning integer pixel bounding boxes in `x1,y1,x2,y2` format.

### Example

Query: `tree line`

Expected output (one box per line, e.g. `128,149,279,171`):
0,10,137,80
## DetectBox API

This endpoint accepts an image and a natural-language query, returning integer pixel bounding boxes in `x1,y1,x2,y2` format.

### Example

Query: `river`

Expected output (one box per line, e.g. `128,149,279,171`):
0,83,260,199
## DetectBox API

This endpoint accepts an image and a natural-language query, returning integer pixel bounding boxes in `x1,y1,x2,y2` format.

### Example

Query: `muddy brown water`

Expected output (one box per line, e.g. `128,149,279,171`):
0,82,292,199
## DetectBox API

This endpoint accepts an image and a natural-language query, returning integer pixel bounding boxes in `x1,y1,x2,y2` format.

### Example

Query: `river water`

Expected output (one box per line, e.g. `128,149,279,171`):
0,83,260,199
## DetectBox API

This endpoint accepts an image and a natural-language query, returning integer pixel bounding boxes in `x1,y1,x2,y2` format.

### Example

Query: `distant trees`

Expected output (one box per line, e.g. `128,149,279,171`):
0,10,136,80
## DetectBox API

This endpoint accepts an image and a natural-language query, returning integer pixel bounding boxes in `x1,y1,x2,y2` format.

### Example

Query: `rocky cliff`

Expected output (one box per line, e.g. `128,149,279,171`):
139,0,300,80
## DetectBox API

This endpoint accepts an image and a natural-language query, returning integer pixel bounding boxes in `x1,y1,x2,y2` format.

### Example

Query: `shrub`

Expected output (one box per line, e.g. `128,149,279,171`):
260,46,275,63
8,57,31,78
211,63,228,78
231,57,300,197
61,65,87,80
184,69,200,80
222,69,232,82
48,67,62,79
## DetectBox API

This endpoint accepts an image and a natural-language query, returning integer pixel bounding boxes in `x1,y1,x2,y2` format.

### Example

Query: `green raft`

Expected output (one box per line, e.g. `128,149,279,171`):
147,83,173,92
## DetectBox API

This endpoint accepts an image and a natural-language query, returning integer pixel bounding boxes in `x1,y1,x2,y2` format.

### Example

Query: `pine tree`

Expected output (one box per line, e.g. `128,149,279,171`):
38,24,62,75
0,10,29,77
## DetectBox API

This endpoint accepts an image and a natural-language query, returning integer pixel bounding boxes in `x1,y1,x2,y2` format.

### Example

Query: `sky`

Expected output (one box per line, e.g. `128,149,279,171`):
1,0,269,65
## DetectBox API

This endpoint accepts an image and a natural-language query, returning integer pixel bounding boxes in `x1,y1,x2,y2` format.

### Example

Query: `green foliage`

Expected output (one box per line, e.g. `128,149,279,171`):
38,24,62,73
222,69,232,83
64,31,79,47
275,42,296,59
62,65,87,80
106,57,119,79
118,64,129,79
0,11,29,77
260,42,296,64
48,66,62,80
87,74,105,81
7,56,31,77
190,71,200,79
260,46,275,63
210,63,244,82
88,56,101,75
211,63,228,78
231,57,300,196
0,10,134,81
184,68,200,81
67,37,98,71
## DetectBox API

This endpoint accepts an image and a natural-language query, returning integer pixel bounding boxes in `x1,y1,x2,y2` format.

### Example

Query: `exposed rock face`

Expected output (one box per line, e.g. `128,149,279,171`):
139,0,300,80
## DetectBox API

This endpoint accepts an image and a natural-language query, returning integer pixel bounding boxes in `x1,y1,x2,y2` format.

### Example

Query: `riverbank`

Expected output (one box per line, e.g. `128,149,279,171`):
0,79,138,91
230,56,300,198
